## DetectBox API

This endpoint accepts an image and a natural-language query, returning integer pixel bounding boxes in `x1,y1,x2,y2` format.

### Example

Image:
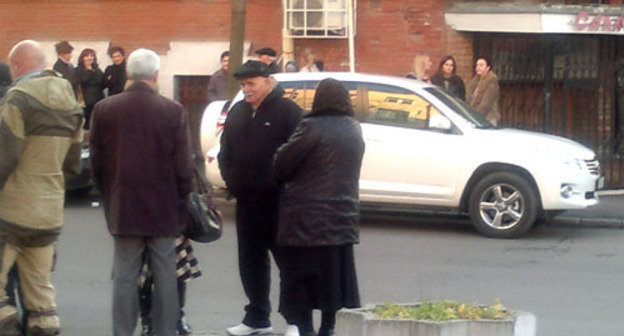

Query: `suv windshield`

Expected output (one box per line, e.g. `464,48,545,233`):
424,87,494,129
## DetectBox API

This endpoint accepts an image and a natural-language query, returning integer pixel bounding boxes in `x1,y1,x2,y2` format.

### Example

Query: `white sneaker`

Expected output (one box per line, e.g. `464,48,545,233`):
284,324,300,336
226,323,274,336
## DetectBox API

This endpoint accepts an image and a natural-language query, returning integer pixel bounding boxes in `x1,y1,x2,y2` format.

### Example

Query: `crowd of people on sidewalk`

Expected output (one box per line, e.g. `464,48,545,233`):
0,38,503,336
51,41,129,130
405,53,500,126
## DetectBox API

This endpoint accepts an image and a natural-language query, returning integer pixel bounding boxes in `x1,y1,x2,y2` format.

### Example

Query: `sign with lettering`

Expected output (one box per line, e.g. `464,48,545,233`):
574,11,624,32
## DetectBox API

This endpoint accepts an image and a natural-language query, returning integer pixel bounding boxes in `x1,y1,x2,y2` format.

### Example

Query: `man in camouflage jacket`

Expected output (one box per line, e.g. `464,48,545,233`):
0,40,83,336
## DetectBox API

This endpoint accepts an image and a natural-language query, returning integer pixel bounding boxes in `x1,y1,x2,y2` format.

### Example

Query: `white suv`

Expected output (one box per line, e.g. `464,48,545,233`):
201,72,602,238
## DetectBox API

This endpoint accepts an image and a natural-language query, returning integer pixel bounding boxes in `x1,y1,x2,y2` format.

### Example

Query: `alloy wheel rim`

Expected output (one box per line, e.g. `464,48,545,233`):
478,183,524,230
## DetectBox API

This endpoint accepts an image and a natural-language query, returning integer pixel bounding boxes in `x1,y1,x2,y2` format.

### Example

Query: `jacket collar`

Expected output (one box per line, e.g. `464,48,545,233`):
13,69,44,85
305,109,349,119
125,80,156,93
253,82,284,111
477,71,497,82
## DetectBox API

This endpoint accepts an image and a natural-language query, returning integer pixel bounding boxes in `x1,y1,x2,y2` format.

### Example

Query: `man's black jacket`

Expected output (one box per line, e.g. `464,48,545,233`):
218,84,302,201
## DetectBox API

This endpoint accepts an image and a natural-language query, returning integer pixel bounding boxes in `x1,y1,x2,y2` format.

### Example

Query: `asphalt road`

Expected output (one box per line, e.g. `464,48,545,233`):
53,193,624,336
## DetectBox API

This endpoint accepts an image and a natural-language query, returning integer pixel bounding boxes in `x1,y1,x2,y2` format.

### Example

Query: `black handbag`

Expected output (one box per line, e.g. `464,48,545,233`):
186,165,222,243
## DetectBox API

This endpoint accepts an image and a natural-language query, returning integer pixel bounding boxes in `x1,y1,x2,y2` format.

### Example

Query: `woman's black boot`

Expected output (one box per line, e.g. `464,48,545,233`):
318,310,336,336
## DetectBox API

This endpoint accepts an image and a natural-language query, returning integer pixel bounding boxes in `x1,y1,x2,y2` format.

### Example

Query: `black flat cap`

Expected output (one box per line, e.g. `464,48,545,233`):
233,60,270,79
255,47,277,57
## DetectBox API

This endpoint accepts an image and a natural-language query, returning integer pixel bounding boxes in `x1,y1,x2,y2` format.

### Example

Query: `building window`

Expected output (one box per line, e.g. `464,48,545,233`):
284,0,355,39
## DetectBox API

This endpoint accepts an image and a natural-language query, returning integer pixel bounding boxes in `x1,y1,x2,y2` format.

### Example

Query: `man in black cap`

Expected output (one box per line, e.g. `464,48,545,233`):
218,60,302,336
255,47,280,74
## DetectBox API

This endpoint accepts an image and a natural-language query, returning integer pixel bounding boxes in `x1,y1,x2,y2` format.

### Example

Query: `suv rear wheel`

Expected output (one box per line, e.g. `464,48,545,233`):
468,172,538,238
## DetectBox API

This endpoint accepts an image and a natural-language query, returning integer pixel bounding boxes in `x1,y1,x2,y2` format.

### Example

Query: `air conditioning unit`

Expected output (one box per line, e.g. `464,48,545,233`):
288,0,346,32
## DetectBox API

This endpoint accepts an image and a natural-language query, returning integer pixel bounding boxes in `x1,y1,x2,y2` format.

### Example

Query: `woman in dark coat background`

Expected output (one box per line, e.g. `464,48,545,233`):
75,48,104,129
430,55,466,101
0,62,11,99
103,46,127,96
274,78,365,336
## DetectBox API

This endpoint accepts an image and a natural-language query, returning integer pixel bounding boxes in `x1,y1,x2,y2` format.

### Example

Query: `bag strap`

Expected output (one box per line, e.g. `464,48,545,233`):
192,163,216,208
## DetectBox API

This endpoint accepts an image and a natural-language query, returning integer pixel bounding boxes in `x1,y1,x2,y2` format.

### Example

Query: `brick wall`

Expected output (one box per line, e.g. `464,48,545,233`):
0,0,281,61
0,0,469,80
293,0,474,80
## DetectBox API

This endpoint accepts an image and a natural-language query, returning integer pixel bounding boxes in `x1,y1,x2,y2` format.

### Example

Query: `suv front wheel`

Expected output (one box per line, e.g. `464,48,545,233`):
468,172,539,238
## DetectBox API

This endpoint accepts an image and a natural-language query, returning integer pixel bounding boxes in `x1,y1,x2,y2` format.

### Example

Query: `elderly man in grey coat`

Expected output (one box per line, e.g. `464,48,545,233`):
90,48,193,336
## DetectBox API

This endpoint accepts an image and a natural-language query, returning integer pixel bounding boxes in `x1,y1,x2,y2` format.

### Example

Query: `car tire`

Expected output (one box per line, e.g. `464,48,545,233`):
468,172,538,239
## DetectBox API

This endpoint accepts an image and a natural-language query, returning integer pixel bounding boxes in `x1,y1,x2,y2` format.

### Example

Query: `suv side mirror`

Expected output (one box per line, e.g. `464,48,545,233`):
428,114,452,131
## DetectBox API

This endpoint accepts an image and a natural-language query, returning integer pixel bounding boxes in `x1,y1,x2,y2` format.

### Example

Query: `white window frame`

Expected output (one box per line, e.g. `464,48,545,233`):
283,0,356,39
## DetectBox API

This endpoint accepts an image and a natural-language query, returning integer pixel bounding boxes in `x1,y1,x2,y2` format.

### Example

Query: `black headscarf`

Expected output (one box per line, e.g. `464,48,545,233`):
311,78,353,117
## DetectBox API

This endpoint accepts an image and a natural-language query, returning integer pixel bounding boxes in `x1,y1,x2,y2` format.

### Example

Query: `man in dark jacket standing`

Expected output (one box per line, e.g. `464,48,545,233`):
207,51,229,103
52,40,78,96
219,60,302,336
90,48,193,336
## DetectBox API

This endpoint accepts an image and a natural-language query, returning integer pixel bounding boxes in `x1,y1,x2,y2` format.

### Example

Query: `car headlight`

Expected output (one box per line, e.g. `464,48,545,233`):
561,158,584,171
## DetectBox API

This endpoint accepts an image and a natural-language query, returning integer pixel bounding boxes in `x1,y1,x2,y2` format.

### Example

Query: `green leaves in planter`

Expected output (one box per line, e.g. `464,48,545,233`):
373,300,509,321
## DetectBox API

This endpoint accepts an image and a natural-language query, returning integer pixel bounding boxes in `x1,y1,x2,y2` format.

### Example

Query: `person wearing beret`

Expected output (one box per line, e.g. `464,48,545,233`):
255,47,280,74
218,60,302,336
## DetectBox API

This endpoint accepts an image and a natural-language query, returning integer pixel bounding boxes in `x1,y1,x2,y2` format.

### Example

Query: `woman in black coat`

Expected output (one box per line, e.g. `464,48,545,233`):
103,46,127,96
75,48,104,129
274,78,365,336
430,55,466,101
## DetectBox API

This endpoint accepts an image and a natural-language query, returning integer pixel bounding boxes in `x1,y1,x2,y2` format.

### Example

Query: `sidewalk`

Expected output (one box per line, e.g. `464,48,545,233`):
549,192,624,229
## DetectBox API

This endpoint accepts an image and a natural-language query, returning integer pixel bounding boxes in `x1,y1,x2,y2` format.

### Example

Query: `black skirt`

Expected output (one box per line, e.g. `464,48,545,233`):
278,244,360,320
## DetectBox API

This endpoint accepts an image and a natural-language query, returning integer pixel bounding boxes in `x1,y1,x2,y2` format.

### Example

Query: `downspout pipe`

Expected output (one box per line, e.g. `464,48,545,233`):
282,0,295,70
348,0,355,72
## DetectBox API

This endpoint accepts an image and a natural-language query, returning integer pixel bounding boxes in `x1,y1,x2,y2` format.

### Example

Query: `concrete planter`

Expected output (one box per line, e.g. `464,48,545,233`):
335,304,536,336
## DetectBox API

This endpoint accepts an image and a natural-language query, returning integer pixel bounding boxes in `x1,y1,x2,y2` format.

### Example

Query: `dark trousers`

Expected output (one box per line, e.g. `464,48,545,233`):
235,198,281,328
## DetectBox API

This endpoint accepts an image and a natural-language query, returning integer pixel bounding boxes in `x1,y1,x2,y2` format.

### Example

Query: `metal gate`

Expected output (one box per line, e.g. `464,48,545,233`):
475,34,624,189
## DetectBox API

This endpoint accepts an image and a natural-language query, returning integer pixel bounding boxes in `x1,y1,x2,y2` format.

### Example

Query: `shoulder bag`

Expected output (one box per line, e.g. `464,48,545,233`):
186,165,222,243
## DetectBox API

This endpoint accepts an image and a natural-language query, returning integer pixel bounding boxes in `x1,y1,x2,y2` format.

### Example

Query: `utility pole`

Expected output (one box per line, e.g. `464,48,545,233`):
227,0,246,100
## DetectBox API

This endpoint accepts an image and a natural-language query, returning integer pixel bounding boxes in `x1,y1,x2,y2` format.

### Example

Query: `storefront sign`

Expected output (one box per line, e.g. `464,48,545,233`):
574,11,624,32
447,11,624,35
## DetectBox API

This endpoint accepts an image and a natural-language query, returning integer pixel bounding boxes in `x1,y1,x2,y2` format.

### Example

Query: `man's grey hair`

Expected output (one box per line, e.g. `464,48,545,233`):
127,48,160,80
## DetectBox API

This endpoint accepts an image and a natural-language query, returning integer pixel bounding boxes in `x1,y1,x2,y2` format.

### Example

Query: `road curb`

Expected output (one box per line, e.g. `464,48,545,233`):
547,216,624,229
597,189,624,196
